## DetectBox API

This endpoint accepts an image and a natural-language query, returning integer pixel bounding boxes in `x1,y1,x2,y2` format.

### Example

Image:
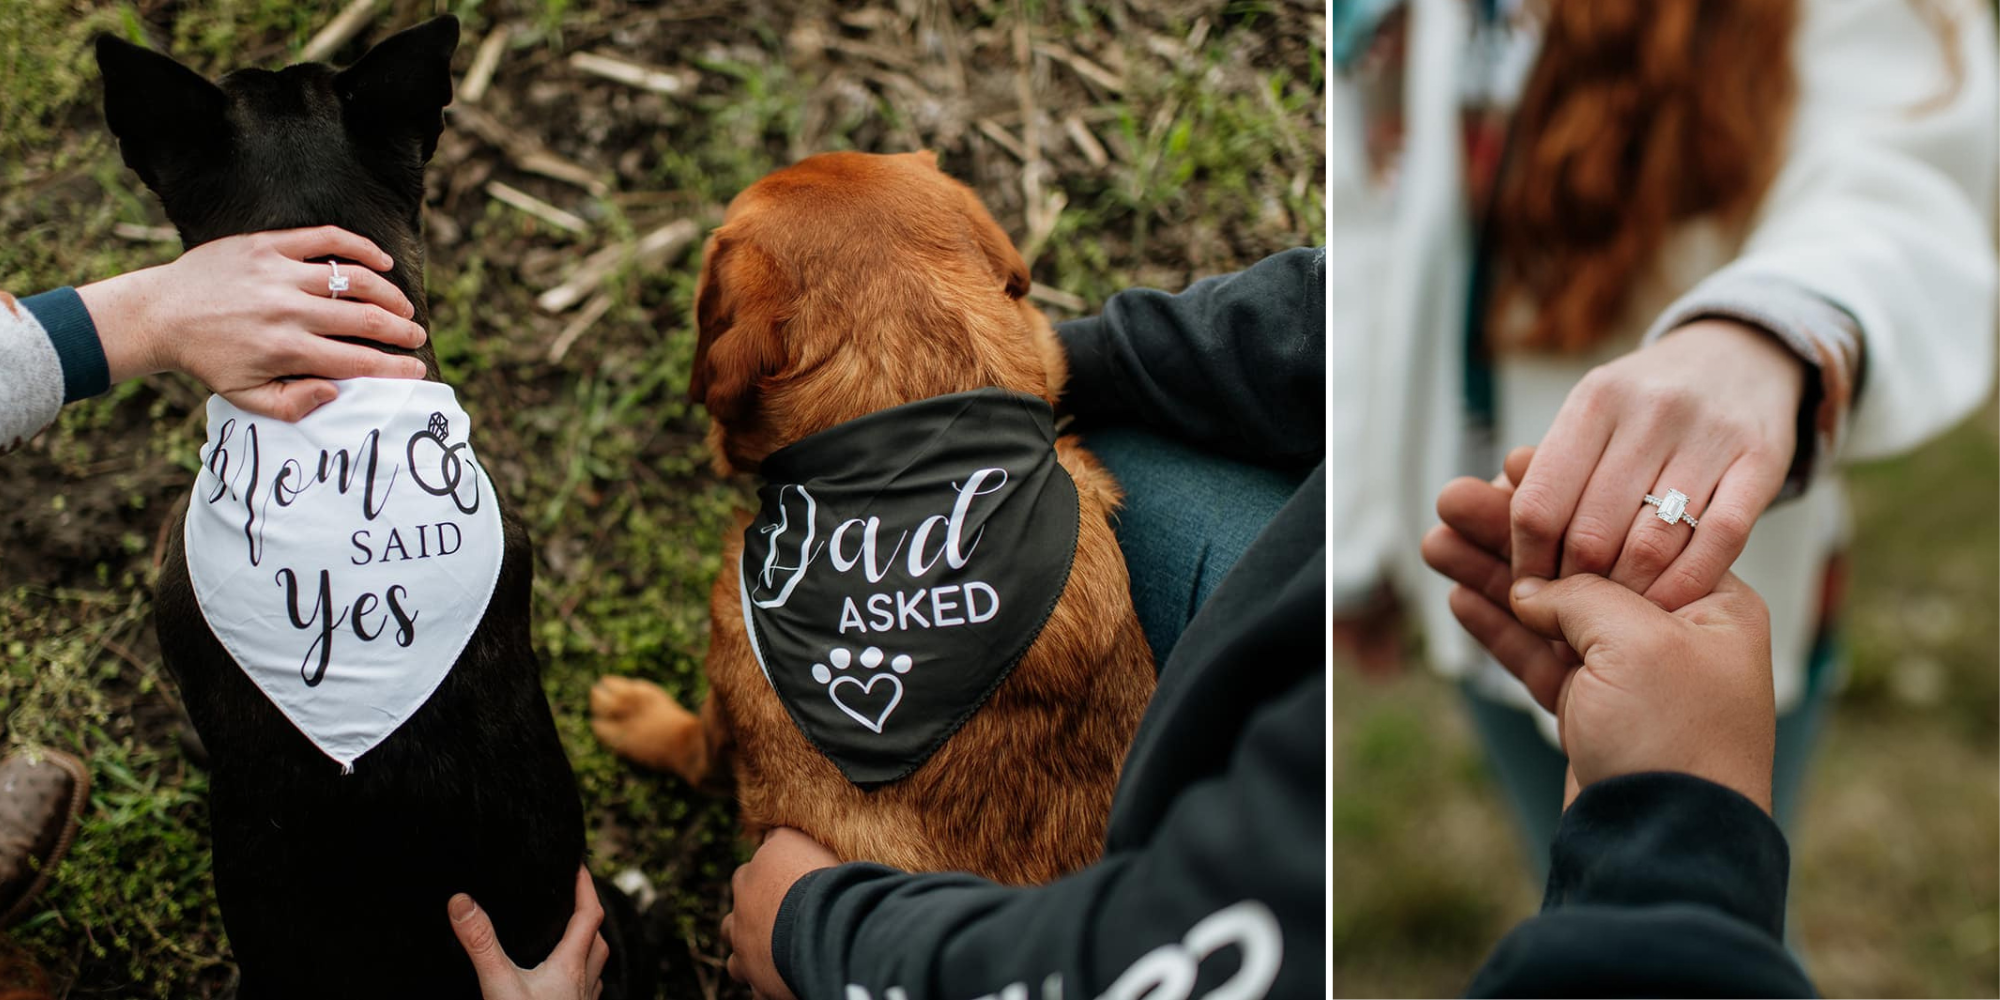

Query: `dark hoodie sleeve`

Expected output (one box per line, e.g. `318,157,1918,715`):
1055,247,1325,469
769,667,1325,1000
1466,771,1818,998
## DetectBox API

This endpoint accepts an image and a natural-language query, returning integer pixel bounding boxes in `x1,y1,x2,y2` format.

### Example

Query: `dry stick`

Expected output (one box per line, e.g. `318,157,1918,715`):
975,118,1028,162
568,51,695,96
1063,114,1109,169
459,24,512,104
451,105,609,197
547,290,614,362
487,181,590,233
112,223,179,243
1027,284,1087,313
1031,41,1125,94
537,218,700,313
1012,14,1061,266
300,0,382,63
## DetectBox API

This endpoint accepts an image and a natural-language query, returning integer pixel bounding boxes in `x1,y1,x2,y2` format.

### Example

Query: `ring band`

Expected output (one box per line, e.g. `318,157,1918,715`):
1642,488,1699,529
328,261,350,298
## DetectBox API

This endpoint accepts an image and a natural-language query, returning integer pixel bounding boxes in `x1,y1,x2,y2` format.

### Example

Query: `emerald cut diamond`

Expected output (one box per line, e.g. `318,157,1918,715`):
1657,489,1689,523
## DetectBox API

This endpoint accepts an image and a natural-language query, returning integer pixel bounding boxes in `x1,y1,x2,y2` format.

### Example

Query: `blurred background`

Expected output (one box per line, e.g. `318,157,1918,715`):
0,0,1323,995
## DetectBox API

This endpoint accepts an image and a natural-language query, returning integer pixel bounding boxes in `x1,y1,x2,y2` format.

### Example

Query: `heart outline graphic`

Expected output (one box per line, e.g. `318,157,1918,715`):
827,672,903,733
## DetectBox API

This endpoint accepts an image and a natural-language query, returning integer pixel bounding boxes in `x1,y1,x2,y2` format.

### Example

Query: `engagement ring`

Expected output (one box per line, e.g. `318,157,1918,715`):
328,261,350,298
1642,488,1699,528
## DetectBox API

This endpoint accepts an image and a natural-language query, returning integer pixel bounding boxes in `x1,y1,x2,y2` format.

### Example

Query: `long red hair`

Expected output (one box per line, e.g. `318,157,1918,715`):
1489,0,1799,353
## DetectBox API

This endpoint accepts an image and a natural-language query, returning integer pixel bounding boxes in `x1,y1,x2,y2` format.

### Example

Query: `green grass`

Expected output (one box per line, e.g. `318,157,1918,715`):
0,1,1323,993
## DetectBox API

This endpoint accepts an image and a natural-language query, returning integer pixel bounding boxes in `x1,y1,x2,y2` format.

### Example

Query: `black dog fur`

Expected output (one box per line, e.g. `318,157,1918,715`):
97,18,653,998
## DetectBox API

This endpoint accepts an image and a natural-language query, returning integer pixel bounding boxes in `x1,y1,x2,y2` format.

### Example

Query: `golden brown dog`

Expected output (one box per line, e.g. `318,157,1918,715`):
589,151,1156,885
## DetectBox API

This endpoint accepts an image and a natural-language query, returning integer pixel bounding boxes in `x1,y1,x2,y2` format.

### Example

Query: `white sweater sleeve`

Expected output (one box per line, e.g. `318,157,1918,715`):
0,292,66,454
1672,0,1998,462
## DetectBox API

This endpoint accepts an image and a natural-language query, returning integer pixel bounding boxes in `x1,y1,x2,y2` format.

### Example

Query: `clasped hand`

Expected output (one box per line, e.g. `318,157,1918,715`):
1425,446,1777,813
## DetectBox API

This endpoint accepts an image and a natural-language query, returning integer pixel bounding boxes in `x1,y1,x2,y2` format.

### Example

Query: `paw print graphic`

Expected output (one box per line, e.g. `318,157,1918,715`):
811,645,912,734
809,645,914,683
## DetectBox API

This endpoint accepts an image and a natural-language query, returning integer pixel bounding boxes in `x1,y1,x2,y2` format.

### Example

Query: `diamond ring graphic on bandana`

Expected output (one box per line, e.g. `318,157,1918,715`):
811,645,914,734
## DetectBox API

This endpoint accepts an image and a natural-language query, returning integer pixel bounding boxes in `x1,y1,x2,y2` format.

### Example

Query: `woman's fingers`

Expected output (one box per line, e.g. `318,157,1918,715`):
558,866,607,967
447,893,517,990
263,225,395,271
292,258,414,318
288,335,429,382
1645,455,1785,612
223,378,338,422
1447,585,1572,713
292,296,429,350
1511,385,1616,581
587,933,610,985
1559,433,1667,580
1608,447,1728,606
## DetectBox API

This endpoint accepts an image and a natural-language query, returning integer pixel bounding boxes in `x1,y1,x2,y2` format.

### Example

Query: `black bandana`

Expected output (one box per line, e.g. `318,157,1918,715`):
740,388,1080,787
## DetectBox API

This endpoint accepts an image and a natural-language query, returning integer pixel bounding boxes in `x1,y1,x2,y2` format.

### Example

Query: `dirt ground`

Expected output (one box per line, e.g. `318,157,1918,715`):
0,1,1325,995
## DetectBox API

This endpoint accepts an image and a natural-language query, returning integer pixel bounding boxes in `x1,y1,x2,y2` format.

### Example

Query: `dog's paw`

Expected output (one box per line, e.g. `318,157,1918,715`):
589,676,704,778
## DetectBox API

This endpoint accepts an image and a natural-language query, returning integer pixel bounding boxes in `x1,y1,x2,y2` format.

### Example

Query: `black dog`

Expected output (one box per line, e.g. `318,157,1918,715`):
97,18,651,998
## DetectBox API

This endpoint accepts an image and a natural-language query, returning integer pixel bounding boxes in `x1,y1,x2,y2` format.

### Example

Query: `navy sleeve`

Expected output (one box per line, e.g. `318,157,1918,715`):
1465,772,1818,998
1055,247,1324,469
20,287,109,403
769,670,1325,1000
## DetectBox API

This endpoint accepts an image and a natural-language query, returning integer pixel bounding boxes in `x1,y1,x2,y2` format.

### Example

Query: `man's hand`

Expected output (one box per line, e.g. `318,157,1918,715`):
449,865,610,1000
723,828,840,1000
1425,450,1777,813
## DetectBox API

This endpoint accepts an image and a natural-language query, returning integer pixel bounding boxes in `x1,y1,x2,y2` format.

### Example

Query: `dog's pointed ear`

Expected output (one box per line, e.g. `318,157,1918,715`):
95,34,227,189
333,15,459,162
690,232,791,430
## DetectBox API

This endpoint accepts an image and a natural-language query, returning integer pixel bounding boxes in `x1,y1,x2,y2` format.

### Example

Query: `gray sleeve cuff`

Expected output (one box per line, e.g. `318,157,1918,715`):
1643,274,1865,502
0,292,68,453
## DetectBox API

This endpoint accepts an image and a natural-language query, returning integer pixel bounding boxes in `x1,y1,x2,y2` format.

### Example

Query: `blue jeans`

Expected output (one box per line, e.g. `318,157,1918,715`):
1080,426,1309,663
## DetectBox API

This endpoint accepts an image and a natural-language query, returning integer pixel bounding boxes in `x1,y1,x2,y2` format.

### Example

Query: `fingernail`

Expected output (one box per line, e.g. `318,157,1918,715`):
1512,578,1546,601
449,894,475,922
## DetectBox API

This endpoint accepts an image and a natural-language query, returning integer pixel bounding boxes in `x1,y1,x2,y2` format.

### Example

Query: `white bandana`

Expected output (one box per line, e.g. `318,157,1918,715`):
183,378,504,771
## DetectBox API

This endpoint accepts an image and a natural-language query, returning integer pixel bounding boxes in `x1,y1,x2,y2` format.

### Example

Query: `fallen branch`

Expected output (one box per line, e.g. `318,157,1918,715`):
1063,115,1109,169
1032,41,1125,94
569,51,696,96
974,119,1028,162
451,105,610,197
459,24,511,104
1027,284,1087,313
538,219,700,313
548,290,614,362
112,223,179,243
300,0,381,63
487,181,589,233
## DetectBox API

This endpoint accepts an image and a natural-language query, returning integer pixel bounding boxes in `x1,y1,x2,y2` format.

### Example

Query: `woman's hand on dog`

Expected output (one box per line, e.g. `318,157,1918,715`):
724,827,840,1000
1509,318,1804,613
450,865,609,1000
78,226,429,421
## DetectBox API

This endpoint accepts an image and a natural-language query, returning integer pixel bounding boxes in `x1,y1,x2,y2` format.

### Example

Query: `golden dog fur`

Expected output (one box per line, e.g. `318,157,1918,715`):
590,151,1156,885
